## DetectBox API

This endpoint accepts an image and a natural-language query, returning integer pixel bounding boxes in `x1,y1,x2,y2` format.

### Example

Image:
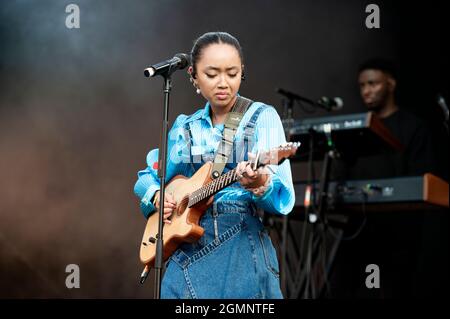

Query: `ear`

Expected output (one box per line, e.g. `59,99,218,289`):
387,77,396,92
187,66,196,79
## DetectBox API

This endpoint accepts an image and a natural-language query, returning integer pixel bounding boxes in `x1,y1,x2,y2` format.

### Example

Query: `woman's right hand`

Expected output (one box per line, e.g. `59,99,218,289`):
153,191,177,224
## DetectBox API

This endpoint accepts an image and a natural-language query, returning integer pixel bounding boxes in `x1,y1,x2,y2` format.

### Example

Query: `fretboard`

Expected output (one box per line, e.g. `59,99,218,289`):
187,168,240,207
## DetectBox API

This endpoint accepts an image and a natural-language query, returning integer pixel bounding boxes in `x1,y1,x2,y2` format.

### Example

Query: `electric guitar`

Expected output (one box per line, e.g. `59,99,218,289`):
139,142,300,267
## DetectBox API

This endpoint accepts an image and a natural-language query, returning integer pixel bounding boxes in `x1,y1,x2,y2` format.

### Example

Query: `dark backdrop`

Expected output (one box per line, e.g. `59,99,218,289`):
0,0,447,298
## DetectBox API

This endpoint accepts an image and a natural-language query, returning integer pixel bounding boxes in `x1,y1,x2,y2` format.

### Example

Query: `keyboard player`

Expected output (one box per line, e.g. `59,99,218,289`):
328,58,447,298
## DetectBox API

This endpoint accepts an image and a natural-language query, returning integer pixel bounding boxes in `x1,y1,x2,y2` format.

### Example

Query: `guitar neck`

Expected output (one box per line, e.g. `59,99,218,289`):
188,168,240,207
186,142,299,208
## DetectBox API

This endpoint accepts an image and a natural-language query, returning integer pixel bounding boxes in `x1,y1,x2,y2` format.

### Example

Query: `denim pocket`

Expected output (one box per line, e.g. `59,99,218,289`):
258,229,280,277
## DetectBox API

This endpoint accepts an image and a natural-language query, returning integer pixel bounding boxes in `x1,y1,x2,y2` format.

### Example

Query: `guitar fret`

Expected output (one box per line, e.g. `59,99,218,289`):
188,193,192,205
232,170,237,181
225,172,231,186
201,186,206,201
207,184,211,197
205,183,211,198
214,179,220,193
209,181,214,196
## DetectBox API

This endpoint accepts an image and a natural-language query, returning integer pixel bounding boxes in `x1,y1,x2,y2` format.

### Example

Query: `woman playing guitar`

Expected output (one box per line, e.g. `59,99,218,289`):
134,31,296,299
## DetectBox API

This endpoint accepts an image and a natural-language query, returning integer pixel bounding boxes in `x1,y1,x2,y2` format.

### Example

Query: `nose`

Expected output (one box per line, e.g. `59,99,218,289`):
217,74,228,88
361,85,371,98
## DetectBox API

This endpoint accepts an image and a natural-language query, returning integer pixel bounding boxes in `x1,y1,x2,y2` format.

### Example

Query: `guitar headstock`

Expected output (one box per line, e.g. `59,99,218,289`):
252,142,300,169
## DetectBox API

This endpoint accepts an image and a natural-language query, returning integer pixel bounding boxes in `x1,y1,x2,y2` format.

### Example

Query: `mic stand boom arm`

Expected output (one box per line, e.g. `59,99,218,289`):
277,88,329,111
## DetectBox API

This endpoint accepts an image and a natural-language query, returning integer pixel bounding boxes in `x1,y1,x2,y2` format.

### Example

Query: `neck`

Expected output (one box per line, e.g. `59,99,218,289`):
375,97,398,119
210,95,237,125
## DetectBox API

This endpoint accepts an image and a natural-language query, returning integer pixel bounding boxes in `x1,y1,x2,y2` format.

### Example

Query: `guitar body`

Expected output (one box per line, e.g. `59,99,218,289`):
140,162,214,266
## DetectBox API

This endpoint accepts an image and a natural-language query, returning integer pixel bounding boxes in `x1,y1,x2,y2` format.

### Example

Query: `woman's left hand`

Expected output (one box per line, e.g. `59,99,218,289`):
235,152,272,197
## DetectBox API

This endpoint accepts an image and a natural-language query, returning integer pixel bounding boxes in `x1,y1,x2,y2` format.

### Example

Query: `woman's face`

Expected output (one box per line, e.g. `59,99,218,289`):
193,43,243,110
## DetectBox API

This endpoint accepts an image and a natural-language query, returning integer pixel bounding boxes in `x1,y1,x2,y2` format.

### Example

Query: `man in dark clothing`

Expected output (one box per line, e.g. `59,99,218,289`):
328,58,448,298
336,58,438,180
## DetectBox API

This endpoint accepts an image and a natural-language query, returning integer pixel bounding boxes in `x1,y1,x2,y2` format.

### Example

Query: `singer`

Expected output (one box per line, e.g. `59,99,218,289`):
134,32,295,298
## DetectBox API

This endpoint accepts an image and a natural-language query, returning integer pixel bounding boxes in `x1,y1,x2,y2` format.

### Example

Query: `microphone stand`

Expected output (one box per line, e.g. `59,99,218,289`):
311,128,339,298
140,71,172,299
281,97,295,140
153,74,172,299
280,96,294,296
437,94,449,136
277,88,341,298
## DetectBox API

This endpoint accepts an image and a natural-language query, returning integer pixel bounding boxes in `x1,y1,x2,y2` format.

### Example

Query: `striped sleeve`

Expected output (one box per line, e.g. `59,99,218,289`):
250,106,296,215
133,114,191,218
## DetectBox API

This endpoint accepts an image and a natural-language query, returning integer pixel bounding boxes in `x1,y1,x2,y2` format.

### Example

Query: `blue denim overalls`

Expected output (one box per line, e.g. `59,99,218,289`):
161,104,283,299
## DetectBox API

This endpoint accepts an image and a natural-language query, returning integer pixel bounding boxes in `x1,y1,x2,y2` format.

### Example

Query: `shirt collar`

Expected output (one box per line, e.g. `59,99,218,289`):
189,93,241,126
201,101,211,121
201,93,241,122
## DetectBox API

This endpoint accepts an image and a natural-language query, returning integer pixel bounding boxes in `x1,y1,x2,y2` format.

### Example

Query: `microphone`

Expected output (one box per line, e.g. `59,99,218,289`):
317,96,344,111
144,53,190,78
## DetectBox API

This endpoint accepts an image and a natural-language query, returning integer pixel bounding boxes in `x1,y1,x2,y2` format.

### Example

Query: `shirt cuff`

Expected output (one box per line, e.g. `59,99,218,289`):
141,184,160,217
252,177,274,203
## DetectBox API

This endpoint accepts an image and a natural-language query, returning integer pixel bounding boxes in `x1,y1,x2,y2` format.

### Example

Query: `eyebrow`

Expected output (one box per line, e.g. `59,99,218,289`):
204,66,239,71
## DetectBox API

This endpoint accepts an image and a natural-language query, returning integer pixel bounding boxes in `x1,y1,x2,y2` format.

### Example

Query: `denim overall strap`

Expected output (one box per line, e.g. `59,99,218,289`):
211,96,253,179
182,121,196,173
242,104,269,162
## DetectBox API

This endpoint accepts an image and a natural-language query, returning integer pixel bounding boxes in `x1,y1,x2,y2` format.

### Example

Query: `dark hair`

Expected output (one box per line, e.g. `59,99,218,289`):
190,31,244,79
358,58,397,80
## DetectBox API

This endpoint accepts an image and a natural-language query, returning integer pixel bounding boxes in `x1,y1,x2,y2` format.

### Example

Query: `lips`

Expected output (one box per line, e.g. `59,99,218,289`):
215,92,229,100
364,96,375,104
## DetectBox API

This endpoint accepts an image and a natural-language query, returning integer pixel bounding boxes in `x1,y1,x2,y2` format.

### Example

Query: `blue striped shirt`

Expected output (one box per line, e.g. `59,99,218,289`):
134,101,296,218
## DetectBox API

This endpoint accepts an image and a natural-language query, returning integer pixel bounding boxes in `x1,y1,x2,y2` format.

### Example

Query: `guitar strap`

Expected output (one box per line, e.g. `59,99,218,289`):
210,96,253,179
